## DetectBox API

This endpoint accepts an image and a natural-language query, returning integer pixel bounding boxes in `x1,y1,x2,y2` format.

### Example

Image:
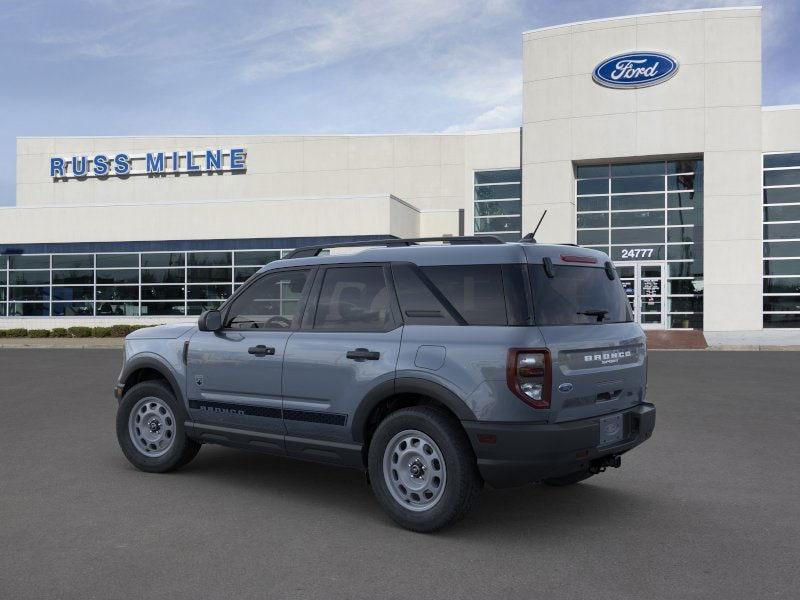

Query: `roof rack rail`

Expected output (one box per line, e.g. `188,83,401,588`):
284,235,506,259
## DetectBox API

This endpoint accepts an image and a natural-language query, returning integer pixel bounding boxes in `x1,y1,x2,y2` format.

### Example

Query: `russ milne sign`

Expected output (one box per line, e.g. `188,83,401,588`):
592,51,678,89
49,148,246,179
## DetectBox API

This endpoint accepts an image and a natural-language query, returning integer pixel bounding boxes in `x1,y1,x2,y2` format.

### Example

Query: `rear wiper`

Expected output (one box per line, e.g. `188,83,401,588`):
577,309,608,322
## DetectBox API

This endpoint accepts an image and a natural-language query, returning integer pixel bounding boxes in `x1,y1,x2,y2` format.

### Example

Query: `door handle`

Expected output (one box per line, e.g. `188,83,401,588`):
248,345,275,357
346,348,380,361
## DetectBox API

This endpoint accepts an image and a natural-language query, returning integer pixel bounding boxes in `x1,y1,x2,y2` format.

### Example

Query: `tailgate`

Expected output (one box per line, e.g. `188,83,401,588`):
539,322,646,423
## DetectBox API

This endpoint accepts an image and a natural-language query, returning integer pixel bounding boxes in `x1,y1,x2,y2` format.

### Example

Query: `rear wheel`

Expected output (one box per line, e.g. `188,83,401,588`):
116,380,200,473
542,469,594,487
368,406,482,532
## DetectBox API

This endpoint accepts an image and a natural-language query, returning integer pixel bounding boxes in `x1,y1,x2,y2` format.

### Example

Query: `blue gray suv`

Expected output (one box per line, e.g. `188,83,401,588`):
115,236,655,532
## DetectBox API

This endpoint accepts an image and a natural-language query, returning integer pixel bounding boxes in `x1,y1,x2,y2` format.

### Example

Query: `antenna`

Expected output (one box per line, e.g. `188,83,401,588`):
532,209,547,238
520,209,548,243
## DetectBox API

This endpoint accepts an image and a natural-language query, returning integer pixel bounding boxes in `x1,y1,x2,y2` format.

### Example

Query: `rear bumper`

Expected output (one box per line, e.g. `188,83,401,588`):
462,403,655,488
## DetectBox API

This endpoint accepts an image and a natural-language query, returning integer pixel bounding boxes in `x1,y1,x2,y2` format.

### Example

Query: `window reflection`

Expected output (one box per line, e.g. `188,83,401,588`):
0,247,290,317
576,159,704,329
474,170,521,241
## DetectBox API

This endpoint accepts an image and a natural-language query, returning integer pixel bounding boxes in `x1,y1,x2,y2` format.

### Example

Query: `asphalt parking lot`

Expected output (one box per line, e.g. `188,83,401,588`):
1,349,799,599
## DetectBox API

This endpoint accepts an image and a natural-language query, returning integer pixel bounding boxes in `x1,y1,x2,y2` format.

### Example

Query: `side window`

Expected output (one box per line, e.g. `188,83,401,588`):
226,269,310,329
313,266,394,331
421,265,508,325
391,264,457,325
501,264,532,326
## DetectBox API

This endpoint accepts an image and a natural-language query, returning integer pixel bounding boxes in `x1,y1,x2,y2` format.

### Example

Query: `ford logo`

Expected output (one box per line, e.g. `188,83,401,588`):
593,51,678,89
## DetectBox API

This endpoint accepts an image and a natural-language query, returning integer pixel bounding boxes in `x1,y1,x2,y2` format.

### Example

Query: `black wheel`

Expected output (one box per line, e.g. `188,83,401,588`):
368,406,482,532
542,469,594,487
116,380,200,473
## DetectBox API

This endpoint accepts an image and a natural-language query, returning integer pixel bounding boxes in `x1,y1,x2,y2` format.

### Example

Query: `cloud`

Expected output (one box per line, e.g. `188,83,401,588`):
440,59,523,131
29,0,193,59
236,0,474,81
443,103,521,132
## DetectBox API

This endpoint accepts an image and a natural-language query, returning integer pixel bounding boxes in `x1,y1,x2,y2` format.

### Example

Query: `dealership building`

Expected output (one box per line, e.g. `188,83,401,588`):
1,6,799,341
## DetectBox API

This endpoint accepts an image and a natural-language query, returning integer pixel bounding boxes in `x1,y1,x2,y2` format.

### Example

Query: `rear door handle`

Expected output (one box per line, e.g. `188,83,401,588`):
248,345,275,357
346,348,380,361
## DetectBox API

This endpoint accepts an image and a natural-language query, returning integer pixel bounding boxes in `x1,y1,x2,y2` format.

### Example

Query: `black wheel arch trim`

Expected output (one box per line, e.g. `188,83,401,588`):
350,376,477,443
119,355,184,406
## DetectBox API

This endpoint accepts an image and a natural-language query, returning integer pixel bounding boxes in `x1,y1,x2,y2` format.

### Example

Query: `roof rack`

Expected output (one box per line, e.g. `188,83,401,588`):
283,235,506,259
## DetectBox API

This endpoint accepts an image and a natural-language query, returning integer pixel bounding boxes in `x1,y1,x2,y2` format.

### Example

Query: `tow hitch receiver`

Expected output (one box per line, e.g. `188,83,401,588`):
589,455,621,474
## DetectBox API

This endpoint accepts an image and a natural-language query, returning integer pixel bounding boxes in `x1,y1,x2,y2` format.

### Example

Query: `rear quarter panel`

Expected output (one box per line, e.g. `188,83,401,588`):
397,325,551,422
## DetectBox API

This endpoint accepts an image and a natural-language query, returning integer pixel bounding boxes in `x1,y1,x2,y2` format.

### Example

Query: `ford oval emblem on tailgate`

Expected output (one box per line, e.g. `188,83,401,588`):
558,382,574,393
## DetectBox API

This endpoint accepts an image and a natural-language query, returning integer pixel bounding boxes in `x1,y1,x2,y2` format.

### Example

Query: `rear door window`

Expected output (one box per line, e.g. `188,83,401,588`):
391,264,457,325
313,266,395,332
530,265,632,325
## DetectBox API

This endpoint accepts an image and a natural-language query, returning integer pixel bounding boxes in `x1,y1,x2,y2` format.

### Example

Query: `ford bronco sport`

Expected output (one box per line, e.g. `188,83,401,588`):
115,236,655,532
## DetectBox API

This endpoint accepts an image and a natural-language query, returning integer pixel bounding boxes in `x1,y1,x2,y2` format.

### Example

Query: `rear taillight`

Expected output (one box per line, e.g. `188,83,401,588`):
506,349,551,409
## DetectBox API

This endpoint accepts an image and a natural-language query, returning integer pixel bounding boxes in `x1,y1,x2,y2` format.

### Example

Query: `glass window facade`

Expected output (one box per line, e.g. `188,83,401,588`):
474,169,521,242
0,248,291,318
575,159,704,329
763,153,800,328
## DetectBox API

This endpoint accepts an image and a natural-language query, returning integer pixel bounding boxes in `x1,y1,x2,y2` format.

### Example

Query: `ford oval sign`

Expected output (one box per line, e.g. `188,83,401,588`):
593,51,678,89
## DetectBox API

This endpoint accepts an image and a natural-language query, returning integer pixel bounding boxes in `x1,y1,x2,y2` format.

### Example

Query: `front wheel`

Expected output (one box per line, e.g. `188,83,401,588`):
116,380,200,473
368,406,482,532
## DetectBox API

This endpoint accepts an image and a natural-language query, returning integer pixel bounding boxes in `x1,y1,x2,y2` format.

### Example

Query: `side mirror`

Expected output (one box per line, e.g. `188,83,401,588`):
198,309,223,332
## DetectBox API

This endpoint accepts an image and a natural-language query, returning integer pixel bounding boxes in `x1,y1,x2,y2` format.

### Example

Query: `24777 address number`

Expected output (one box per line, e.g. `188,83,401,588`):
619,248,655,259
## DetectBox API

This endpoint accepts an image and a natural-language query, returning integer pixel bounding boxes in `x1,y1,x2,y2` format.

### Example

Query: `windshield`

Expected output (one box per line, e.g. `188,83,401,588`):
529,264,632,325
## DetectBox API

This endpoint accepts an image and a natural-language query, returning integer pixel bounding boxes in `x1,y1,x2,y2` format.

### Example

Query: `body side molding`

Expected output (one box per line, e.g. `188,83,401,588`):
185,422,363,468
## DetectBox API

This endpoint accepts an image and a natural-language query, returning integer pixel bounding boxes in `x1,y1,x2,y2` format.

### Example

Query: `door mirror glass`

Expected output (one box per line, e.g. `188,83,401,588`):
198,309,223,332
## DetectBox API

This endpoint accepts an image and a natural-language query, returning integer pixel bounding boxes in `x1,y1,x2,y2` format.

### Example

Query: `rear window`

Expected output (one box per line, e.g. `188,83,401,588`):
530,265,632,325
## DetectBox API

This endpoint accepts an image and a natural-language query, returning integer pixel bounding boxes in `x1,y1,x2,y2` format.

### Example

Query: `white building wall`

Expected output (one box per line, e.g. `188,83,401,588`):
0,194,419,244
16,131,520,241
763,106,800,151
521,7,764,332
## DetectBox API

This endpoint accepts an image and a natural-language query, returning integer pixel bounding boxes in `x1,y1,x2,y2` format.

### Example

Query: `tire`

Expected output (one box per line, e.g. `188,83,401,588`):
368,406,482,532
542,470,594,487
116,380,200,473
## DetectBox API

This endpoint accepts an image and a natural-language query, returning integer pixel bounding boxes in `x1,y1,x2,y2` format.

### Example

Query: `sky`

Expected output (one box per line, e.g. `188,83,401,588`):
1,0,798,206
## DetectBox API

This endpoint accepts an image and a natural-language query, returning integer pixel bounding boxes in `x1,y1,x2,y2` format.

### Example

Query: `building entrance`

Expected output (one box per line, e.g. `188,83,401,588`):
616,262,666,330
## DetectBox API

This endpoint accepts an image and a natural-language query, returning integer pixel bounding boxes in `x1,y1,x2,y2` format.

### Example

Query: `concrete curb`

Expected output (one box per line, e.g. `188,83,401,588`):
707,344,800,351
651,346,800,351
0,338,124,349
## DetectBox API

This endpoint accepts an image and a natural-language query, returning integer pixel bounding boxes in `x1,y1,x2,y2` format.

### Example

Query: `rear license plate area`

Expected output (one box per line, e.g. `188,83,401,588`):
598,413,624,446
